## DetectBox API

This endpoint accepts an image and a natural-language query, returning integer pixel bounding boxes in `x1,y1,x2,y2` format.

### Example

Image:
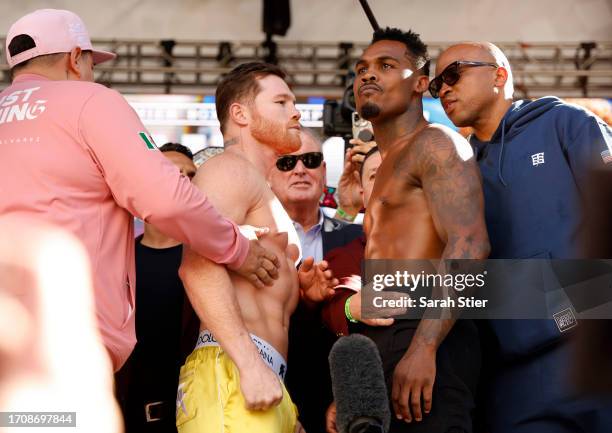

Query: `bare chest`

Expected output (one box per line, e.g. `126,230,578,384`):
364,148,423,236
246,188,301,265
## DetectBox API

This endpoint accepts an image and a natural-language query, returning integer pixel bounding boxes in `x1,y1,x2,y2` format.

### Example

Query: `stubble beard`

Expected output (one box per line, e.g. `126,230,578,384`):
360,102,381,120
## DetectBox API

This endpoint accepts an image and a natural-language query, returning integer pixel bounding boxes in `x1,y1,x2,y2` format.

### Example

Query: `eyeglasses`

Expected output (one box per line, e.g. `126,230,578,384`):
428,61,498,98
276,152,323,171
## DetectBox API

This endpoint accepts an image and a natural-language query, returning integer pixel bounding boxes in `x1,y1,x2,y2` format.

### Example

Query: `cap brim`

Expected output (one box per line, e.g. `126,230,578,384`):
92,50,116,65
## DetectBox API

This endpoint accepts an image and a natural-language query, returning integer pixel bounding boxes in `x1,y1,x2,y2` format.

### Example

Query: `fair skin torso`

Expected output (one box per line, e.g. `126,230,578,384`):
198,150,301,356
180,74,334,416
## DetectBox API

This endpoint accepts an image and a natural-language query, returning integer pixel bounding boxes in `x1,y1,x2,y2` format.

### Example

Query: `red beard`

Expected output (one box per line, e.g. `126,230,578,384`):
251,109,301,155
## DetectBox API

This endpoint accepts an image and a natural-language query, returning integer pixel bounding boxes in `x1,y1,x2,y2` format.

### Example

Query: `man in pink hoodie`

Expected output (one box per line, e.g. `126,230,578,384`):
0,9,280,372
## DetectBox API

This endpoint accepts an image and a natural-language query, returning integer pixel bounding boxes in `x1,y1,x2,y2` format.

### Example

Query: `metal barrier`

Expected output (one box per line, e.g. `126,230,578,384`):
1,38,610,98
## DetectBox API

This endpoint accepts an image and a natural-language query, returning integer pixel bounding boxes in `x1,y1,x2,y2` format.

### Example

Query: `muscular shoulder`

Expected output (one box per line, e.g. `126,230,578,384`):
193,152,264,221
414,124,471,155
198,152,264,187
412,124,475,177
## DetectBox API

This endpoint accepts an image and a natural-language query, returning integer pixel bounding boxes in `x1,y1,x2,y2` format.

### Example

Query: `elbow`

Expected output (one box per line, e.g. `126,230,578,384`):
178,251,200,290
178,262,189,285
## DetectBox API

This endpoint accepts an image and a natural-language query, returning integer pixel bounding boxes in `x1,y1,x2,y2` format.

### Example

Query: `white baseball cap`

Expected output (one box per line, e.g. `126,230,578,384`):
6,9,116,68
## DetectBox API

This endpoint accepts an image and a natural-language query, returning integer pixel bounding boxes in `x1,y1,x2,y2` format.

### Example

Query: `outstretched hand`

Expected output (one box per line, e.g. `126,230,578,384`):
298,257,339,304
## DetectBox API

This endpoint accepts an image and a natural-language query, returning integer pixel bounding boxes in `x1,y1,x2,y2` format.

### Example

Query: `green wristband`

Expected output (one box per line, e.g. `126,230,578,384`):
337,207,357,222
345,295,359,323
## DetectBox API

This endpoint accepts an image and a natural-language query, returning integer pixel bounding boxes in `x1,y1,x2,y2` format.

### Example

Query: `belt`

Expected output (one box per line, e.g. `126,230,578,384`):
144,400,174,423
195,329,288,381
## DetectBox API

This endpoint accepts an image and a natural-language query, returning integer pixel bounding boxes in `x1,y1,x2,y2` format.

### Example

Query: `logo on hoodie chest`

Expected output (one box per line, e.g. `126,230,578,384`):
531,152,545,166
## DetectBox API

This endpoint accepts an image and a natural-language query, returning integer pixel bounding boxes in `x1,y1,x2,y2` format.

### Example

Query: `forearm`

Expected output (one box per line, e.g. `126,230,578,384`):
409,236,486,352
179,248,260,370
411,318,455,353
149,190,249,268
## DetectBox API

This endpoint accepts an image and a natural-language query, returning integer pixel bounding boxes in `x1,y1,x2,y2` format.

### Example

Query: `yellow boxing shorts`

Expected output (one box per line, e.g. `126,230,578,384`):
176,330,298,433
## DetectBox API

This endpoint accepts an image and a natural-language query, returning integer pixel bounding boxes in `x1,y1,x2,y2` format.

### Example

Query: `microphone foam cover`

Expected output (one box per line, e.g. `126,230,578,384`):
329,334,390,433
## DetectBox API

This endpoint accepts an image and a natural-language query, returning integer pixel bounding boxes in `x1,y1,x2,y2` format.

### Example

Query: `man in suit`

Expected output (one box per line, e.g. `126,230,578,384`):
269,129,362,433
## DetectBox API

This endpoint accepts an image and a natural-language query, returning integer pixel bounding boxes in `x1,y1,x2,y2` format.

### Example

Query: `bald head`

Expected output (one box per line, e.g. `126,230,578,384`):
434,42,515,139
437,42,514,97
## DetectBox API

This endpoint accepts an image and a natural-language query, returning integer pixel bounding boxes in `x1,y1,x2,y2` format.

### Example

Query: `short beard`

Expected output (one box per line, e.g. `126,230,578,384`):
360,102,381,120
251,109,301,154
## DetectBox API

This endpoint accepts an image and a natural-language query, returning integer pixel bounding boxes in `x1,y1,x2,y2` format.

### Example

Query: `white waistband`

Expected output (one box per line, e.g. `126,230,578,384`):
195,330,288,381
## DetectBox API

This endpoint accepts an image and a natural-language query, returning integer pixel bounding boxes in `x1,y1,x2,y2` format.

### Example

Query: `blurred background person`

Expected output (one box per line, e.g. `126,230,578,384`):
333,138,377,223
0,216,121,433
116,143,197,433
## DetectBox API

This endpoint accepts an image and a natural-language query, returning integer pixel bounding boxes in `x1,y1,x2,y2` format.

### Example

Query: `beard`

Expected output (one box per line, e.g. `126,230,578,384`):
251,109,301,155
360,102,381,120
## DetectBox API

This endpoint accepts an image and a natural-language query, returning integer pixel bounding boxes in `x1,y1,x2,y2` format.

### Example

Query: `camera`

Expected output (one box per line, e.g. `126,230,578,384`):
323,71,374,149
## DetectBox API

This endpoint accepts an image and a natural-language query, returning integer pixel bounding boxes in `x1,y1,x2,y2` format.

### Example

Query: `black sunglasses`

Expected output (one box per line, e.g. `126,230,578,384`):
429,61,498,98
276,152,323,171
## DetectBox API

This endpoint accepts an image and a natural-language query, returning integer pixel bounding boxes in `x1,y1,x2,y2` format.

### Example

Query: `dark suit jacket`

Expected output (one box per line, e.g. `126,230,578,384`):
321,215,363,257
321,235,365,337
285,215,363,433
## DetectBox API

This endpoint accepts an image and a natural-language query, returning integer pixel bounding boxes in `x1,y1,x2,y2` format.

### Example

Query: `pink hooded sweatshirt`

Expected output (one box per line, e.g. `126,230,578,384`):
0,74,249,370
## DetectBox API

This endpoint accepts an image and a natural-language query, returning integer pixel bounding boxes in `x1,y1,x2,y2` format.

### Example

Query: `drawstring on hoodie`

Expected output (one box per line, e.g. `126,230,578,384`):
497,118,508,186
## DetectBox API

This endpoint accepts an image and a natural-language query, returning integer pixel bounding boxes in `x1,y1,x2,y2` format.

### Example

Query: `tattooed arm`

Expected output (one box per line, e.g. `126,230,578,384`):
391,126,490,423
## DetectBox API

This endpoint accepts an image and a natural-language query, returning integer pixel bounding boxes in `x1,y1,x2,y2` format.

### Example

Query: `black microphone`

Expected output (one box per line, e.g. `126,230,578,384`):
329,334,391,433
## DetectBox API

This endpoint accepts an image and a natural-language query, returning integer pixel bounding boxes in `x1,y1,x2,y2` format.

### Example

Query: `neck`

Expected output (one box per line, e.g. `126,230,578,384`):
223,129,277,177
14,66,69,81
141,224,181,249
286,203,320,232
371,102,428,158
472,98,513,142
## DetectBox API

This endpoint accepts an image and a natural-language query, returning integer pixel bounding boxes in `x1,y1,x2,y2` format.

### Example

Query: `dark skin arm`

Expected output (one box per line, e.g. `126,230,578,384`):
391,127,490,423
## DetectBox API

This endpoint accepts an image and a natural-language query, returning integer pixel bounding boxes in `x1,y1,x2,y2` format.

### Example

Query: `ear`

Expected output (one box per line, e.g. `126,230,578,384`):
494,66,509,89
414,74,430,94
228,102,249,128
67,47,84,78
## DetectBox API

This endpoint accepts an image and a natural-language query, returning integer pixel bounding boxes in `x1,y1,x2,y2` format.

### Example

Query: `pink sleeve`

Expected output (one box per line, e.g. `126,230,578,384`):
78,87,248,268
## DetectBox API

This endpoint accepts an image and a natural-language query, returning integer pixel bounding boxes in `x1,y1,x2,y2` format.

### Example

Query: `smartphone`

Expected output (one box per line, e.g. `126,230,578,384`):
352,112,374,142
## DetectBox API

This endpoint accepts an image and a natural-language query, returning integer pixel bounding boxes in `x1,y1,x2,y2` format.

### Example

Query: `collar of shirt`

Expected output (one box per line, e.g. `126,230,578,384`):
12,73,51,84
293,209,324,236
293,209,324,262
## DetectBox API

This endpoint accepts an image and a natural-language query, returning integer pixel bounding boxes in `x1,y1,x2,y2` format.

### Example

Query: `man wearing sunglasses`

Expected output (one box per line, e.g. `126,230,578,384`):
434,42,612,433
269,129,363,433
352,27,490,433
